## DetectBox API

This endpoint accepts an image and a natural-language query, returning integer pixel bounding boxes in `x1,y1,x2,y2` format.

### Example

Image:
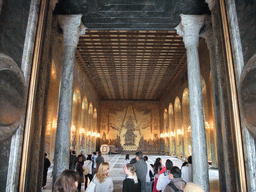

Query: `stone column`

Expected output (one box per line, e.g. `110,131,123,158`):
52,15,86,185
175,15,210,191
200,16,217,167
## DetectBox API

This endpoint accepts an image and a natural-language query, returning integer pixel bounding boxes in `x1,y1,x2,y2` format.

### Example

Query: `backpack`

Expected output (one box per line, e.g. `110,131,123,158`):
168,181,183,192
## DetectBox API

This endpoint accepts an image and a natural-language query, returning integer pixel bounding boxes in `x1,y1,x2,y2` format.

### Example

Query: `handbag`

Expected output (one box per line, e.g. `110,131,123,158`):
84,167,89,175
85,179,96,192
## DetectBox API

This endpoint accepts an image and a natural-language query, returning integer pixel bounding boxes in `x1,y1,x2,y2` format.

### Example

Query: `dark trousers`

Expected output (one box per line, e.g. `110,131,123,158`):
92,168,96,176
42,170,47,187
78,182,82,192
85,174,93,191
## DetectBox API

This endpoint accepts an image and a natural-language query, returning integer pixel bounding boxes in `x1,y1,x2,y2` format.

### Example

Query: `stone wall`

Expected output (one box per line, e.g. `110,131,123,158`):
160,39,217,162
0,0,31,190
0,0,31,66
235,0,256,65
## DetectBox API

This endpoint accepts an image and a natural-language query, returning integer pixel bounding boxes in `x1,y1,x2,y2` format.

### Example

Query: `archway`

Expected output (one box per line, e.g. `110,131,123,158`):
202,77,211,162
209,72,218,166
79,96,88,154
71,88,81,151
163,108,169,154
182,88,191,157
174,97,183,158
87,102,93,153
168,103,175,155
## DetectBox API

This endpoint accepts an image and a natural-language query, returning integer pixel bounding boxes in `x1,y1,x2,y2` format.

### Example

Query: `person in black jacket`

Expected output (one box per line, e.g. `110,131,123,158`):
42,153,51,188
123,163,141,192
135,151,147,192
76,155,84,192
69,150,77,171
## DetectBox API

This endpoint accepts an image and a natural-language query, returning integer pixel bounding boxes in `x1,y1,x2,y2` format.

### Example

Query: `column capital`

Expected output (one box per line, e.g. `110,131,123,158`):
205,0,217,11
175,14,205,48
200,15,214,49
58,14,87,47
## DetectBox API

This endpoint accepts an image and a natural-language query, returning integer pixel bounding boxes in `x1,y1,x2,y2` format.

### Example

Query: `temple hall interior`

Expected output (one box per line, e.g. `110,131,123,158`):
0,0,256,192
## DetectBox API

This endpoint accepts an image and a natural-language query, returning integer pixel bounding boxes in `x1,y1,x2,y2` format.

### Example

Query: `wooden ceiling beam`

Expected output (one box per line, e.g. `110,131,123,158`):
76,30,187,100
80,31,177,35
77,46,185,50
79,52,185,55
79,37,183,41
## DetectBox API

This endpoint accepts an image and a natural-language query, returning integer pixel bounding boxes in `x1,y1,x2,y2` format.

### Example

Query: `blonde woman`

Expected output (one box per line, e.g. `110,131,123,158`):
123,163,141,192
93,162,114,192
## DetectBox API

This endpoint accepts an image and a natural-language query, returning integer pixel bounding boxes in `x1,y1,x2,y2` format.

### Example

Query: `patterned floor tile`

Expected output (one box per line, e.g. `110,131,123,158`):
42,154,219,192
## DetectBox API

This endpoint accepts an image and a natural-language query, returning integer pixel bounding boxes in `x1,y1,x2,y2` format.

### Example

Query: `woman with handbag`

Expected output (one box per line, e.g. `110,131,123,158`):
76,155,84,192
84,154,93,191
92,162,113,192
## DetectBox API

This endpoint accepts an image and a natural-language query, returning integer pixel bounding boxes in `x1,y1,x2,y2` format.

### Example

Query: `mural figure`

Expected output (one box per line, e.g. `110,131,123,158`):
138,136,160,152
160,139,164,151
139,136,145,149
86,137,91,153
124,116,136,145
116,135,123,151
101,103,160,152
80,135,85,148
102,132,106,140
72,135,76,150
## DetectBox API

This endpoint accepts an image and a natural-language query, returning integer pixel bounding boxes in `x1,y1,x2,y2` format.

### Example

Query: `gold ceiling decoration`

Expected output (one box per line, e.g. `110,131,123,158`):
76,30,186,100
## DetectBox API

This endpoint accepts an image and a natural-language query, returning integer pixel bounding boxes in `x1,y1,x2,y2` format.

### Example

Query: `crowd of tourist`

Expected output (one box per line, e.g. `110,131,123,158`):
51,150,204,192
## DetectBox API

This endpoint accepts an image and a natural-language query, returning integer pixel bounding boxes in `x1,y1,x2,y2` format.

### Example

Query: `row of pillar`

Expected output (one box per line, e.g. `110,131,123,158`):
53,14,213,191
5,0,251,191
5,10,216,192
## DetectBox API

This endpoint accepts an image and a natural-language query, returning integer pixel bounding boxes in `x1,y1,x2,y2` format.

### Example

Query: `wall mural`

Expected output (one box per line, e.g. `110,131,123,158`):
71,135,76,150
100,101,160,152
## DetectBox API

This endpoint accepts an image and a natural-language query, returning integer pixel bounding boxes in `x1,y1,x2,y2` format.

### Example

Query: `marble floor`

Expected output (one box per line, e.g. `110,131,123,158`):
42,154,219,192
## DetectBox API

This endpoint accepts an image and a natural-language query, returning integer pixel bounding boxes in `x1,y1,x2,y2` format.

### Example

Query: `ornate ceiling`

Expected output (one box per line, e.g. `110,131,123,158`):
76,30,187,100
56,0,210,100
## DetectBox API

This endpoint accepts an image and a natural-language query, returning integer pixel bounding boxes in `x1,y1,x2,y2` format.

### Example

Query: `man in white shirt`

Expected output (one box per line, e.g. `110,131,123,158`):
144,156,153,192
156,159,173,191
181,156,193,182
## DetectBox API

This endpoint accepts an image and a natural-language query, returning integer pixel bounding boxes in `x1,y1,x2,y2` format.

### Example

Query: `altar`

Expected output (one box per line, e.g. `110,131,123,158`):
122,145,138,151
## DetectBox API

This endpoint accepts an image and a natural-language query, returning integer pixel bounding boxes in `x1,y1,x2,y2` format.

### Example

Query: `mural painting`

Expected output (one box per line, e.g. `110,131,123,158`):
80,135,85,151
71,135,76,150
100,101,161,153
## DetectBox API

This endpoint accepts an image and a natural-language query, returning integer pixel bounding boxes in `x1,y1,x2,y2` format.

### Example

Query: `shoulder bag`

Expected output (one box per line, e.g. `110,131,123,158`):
168,181,183,192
